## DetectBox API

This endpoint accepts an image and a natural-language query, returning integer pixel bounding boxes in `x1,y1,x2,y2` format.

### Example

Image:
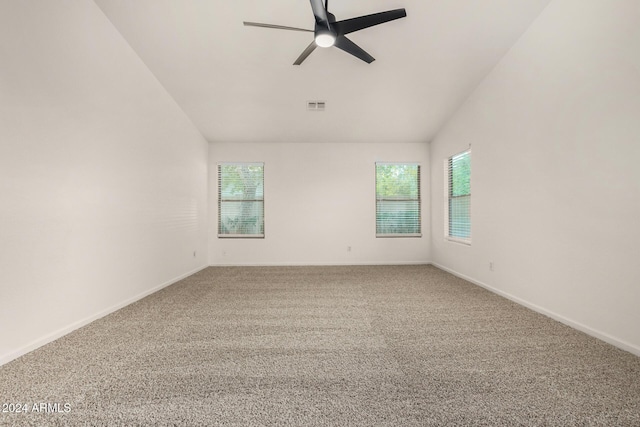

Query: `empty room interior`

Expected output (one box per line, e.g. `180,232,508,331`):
1,0,639,425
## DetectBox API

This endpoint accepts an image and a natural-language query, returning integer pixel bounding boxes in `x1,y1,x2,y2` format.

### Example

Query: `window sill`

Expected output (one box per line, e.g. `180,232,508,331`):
218,234,265,239
376,233,422,238
445,237,471,246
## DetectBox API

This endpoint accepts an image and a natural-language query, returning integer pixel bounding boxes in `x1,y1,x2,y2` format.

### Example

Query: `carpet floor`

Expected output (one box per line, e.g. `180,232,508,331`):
1,265,639,426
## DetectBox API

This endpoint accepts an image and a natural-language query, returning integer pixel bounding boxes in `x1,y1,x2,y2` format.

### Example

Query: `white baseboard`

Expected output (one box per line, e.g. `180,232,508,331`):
430,262,640,357
209,261,430,267
0,264,209,367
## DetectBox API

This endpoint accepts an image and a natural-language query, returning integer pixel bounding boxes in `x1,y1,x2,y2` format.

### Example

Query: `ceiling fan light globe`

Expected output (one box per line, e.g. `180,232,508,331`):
315,33,336,48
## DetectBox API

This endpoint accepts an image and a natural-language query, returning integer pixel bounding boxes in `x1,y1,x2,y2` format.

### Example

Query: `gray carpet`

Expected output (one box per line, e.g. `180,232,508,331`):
1,265,639,426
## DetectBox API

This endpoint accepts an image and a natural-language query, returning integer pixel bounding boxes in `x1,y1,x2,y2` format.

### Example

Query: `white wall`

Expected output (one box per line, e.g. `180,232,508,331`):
430,0,640,354
209,142,430,265
0,1,209,365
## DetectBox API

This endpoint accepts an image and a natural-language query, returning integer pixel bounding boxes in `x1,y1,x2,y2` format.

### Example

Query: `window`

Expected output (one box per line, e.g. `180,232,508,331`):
445,150,471,243
375,163,421,237
218,163,264,238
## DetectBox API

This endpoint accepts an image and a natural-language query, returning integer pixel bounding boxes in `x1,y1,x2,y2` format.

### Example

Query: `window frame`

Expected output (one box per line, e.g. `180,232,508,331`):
217,162,265,239
444,149,471,245
375,162,422,238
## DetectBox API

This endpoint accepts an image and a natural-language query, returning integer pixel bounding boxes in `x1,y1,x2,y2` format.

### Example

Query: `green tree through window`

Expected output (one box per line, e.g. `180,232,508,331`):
218,163,264,237
447,150,471,240
376,163,421,236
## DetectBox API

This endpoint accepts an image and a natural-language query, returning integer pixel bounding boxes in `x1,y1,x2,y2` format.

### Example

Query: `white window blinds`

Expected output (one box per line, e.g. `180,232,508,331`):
375,163,421,237
218,163,264,238
446,150,471,242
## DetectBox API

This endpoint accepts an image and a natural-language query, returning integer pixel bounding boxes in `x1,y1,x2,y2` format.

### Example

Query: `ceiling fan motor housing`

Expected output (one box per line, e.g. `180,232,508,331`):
314,25,336,47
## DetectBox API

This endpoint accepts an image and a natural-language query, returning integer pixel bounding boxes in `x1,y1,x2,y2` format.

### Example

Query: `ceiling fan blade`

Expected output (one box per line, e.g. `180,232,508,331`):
243,22,313,32
333,9,407,35
334,35,375,64
309,0,329,24
293,40,318,65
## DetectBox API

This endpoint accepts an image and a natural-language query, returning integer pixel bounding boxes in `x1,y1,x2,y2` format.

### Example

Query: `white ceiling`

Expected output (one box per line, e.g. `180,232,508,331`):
93,0,552,144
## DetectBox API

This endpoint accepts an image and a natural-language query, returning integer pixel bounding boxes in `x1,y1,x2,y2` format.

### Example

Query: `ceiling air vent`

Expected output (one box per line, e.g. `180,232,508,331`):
307,101,326,111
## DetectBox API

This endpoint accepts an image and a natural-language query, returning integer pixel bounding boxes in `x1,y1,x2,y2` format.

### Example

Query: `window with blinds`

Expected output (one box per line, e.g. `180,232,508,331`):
375,163,421,237
445,150,471,243
218,162,264,238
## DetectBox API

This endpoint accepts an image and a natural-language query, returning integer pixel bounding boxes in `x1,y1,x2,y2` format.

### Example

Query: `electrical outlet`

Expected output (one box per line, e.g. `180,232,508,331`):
347,246,352,252
193,251,197,258
489,262,494,271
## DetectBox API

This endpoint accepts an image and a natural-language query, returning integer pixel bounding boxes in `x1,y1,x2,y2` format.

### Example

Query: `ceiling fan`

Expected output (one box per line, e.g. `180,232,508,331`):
243,0,407,65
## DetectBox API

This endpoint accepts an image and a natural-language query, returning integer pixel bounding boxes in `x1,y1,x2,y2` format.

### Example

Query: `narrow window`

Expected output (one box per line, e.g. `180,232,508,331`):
218,163,264,238
376,163,421,237
445,150,471,243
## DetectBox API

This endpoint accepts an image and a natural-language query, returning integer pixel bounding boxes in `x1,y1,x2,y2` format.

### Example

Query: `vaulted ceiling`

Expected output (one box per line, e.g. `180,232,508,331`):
93,0,552,144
